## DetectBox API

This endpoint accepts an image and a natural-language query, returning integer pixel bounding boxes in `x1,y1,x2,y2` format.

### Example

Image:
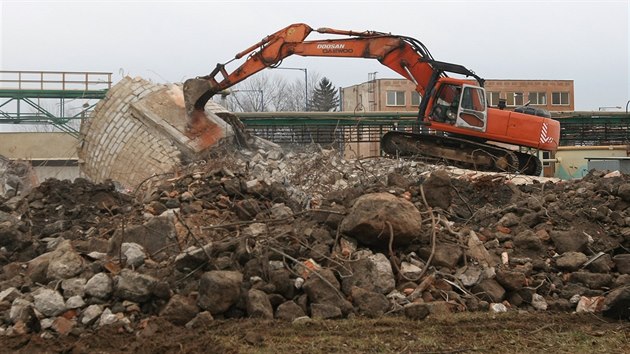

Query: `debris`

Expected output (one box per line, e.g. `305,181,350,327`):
576,296,605,313
613,254,630,274
404,303,430,320
550,230,589,254
350,286,391,318
121,242,146,268
472,279,506,303
160,294,199,325
602,286,630,320
467,230,495,266
85,273,114,299
341,253,396,295
0,155,37,197
555,252,588,271
275,301,306,322
311,303,343,319
33,289,66,317
2,136,630,341
246,289,274,319
489,303,508,313
297,258,321,279
197,271,243,315
340,192,423,247
531,294,548,311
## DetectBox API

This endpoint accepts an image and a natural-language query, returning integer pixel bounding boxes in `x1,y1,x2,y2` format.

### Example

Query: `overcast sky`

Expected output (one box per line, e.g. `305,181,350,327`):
1,0,628,110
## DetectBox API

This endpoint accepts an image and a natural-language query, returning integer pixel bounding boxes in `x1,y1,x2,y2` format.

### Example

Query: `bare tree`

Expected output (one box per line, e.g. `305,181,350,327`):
218,73,284,112
214,71,322,112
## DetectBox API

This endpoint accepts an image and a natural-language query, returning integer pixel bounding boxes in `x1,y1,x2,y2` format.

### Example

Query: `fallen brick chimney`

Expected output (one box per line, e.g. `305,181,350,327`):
78,76,235,189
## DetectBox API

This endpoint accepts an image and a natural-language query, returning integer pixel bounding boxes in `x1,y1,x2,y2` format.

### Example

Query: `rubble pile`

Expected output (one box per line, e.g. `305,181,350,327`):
1,146,629,338
0,155,37,198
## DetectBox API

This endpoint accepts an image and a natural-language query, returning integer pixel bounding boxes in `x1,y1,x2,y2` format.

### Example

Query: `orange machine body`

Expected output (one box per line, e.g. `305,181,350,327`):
188,23,559,153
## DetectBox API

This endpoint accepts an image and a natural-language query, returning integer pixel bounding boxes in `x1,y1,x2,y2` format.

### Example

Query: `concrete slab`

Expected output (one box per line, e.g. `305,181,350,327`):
130,85,233,155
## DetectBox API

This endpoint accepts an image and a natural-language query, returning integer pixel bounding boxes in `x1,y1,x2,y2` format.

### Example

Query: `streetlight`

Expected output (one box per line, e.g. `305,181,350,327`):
598,106,622,111
269,67,308,111
626,100,630,113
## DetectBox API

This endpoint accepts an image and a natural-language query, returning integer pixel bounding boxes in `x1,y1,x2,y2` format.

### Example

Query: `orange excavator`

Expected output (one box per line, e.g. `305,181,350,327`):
183,23,560,175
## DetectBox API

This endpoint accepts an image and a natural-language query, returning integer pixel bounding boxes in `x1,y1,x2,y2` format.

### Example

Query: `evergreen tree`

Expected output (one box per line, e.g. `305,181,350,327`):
309,77,339,111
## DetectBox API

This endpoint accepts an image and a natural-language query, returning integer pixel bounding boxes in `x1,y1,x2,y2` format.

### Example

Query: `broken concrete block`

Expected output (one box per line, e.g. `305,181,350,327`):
341,192,423,247
160,294,199,325
85,273,113,299
602,287,630,320
113,269,158,303
33,288,66,317
350,286,390,318
404,303,430,320
303,268,353,315
46,240,85,280
556,252,588,271
341,253,395,295
197,271,243,315
551,230,589,253
121,242,146,268
246,289,274,319
275,301,306,321
310,303,342,319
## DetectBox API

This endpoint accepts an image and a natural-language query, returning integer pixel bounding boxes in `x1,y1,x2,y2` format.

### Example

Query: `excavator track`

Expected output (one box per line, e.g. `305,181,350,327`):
381,131,526,174
515,151,543,176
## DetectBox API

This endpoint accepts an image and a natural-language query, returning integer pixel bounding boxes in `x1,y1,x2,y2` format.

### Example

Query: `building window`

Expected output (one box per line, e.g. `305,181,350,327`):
528,92,547,105
386,91,406,106
487,92,500,107
552,92,570,105
506,92,524,106
411,91,421,106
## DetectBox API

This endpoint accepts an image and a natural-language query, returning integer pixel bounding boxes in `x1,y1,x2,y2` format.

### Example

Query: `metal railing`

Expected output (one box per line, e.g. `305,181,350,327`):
239,112,421,148
0,70,112,91
557,117,630,146
239,111,630,147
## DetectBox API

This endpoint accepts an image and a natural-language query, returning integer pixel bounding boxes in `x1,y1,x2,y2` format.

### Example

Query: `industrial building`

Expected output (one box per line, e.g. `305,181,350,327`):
340,78,575,113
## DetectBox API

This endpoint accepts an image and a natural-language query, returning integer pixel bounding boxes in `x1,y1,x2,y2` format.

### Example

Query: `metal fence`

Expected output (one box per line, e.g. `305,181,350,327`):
239,112,420,148
556,115,630,146
240,111,630,147
0,70,112,91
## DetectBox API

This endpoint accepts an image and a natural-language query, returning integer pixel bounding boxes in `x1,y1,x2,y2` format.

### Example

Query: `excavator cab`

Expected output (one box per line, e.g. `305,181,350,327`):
454,84,487,131
429,82,487,132
429,83,460,123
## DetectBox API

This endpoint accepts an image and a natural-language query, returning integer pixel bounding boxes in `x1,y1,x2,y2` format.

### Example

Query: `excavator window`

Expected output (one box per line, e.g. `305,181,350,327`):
461,87,485,111
430,84,460,124
455,86,487,130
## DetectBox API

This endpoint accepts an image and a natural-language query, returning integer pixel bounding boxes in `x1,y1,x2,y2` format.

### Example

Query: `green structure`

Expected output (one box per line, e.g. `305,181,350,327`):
3,71,627,146
236,110,630,147
237,111,420,146
553,112,630,146
0,71,111,137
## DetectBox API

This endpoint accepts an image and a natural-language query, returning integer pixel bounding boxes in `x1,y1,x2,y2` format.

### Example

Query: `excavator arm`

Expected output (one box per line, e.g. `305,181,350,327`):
183,23,482,117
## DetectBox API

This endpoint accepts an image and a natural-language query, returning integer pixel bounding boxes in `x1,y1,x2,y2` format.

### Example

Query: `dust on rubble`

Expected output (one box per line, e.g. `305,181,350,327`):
0,143,629,351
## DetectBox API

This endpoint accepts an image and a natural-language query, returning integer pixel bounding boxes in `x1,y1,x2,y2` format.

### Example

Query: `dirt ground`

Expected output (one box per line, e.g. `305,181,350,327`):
2,312,628,354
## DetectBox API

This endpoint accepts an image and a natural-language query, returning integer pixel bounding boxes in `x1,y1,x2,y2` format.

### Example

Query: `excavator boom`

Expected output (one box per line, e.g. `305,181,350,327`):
184,23,480,116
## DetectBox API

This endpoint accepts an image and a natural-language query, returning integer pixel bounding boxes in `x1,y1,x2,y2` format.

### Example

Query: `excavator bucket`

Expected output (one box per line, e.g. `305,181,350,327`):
183,78,214,116
182,77,251,147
